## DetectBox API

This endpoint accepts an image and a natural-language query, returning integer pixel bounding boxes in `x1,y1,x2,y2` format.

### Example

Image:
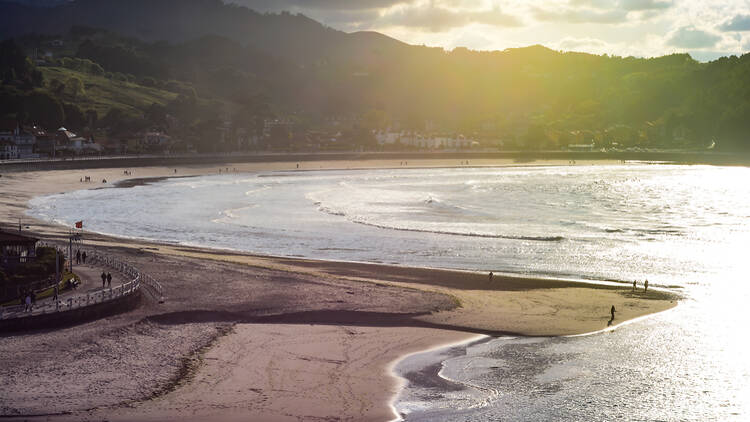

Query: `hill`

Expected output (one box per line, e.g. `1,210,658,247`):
39,66,177,118
1,0,750,151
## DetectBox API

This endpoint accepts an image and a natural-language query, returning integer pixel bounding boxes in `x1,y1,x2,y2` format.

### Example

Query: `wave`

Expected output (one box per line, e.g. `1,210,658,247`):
320,210,565,241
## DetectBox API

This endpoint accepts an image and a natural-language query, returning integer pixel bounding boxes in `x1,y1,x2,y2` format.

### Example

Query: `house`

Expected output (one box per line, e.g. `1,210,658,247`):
0,121,39,159
142,132,171,149
28,126,54,157
0,229,38,268
375,130,401,145
0,140,19,160
56,127,102,155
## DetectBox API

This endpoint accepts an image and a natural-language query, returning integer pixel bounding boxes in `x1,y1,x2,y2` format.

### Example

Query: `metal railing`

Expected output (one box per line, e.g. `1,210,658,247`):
87,251,164,302
0,250,163,321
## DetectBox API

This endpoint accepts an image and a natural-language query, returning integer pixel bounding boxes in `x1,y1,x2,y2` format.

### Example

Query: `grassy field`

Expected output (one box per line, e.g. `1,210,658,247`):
40,66,178,118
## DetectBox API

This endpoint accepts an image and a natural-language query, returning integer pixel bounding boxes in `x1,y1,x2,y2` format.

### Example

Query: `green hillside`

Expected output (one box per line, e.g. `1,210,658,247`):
39,66,177,118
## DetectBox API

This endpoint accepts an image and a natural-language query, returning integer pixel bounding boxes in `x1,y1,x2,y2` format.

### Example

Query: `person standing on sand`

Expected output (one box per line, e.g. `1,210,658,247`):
106,272,112,288
101,272,107,288
644,279,648,292
633,280,636,291
611,305,616,320
489,272,493,281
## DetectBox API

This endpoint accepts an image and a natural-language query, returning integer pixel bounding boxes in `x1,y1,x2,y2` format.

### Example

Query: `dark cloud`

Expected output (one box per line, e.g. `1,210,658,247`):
667,26,721,49
719,14,750,32
379,6,522,32
228,0,403,12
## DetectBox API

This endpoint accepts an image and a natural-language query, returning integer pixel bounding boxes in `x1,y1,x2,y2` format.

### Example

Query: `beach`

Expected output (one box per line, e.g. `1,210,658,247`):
0,158,678,421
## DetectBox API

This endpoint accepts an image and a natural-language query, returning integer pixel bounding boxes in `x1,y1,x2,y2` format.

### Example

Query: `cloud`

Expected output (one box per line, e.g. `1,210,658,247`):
537,0,672,24
532,6,628,24
667,26,721,49
557,37,610,51
228,0,404,12
378,5,523,32
719,14,750,32
618,0,672,11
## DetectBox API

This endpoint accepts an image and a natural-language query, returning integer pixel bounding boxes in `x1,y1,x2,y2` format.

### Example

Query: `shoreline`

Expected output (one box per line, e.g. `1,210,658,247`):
0,159,680,421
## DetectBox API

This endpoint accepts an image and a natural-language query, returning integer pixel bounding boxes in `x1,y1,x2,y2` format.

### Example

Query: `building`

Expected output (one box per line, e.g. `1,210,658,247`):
0,140,19,160
0,120,40,159
0,229,39,268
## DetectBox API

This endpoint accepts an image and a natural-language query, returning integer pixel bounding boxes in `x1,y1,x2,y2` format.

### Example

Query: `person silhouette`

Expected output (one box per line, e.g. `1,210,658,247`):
610,305,616,320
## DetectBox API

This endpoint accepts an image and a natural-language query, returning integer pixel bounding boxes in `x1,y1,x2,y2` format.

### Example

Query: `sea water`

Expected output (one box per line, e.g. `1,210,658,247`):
28,164,750,420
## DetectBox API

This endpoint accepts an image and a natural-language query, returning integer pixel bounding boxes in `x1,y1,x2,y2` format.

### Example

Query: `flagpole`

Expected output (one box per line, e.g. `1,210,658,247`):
69,228,73,273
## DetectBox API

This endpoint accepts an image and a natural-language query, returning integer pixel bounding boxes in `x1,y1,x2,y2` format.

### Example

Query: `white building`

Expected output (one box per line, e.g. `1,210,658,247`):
0,140,18,160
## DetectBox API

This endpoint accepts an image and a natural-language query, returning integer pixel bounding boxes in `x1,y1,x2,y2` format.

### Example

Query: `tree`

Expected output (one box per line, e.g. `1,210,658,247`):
63,103,86,130
66,76,85,99
0,39,42,88
21,90,65,128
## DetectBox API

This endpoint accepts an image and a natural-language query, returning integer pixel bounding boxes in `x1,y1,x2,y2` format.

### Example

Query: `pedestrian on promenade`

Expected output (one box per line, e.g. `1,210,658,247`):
644,279,648,292
76,249,81,264
101,272,107,288
25,294,31,312
633,280,636,291
82,251,87,264
53,284,58,301
107,272,112,288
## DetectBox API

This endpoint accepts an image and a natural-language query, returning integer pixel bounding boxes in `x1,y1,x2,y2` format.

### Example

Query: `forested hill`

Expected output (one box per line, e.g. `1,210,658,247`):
2,0,750,150
0,0,410,66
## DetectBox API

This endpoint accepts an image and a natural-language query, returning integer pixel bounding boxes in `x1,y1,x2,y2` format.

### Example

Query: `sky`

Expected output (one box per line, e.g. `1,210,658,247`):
231,0,750,61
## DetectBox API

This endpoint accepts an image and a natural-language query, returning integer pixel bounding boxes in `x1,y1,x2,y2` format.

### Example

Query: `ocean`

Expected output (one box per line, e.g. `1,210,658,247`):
28,164,750,420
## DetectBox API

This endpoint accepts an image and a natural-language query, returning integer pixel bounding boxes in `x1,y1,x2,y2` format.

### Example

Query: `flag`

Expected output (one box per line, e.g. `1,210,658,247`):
75,221,83,229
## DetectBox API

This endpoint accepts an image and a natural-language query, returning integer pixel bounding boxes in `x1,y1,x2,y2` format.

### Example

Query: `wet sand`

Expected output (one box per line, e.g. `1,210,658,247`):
0,158,678,421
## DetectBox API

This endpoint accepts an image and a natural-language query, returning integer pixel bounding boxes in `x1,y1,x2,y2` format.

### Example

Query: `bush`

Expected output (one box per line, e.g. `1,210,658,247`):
4,246,63,285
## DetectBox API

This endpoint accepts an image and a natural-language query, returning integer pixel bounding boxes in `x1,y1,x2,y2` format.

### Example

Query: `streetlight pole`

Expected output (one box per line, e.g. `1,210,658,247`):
68,231,81,273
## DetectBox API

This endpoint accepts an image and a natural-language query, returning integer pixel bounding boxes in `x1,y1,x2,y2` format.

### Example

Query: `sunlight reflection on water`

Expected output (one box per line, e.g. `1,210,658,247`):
28,164,750,420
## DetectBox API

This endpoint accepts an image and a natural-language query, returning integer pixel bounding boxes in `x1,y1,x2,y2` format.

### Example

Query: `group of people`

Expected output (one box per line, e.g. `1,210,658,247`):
75,249,87,265
632,279,649,292
101,272,112,288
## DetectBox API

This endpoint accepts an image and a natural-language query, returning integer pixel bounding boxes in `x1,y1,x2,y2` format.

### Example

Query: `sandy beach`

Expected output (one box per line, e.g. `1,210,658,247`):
0,158,678,421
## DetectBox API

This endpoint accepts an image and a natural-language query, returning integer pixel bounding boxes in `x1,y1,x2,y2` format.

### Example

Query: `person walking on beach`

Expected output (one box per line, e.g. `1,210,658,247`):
489,272,493,281
644,279,648,292
82,251,87,264
633,280,636,291
610,305,616,320
106,272,112,288
101,272,107,288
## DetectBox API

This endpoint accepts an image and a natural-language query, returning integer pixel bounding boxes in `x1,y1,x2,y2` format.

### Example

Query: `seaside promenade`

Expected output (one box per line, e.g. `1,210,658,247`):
0,249,162,329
